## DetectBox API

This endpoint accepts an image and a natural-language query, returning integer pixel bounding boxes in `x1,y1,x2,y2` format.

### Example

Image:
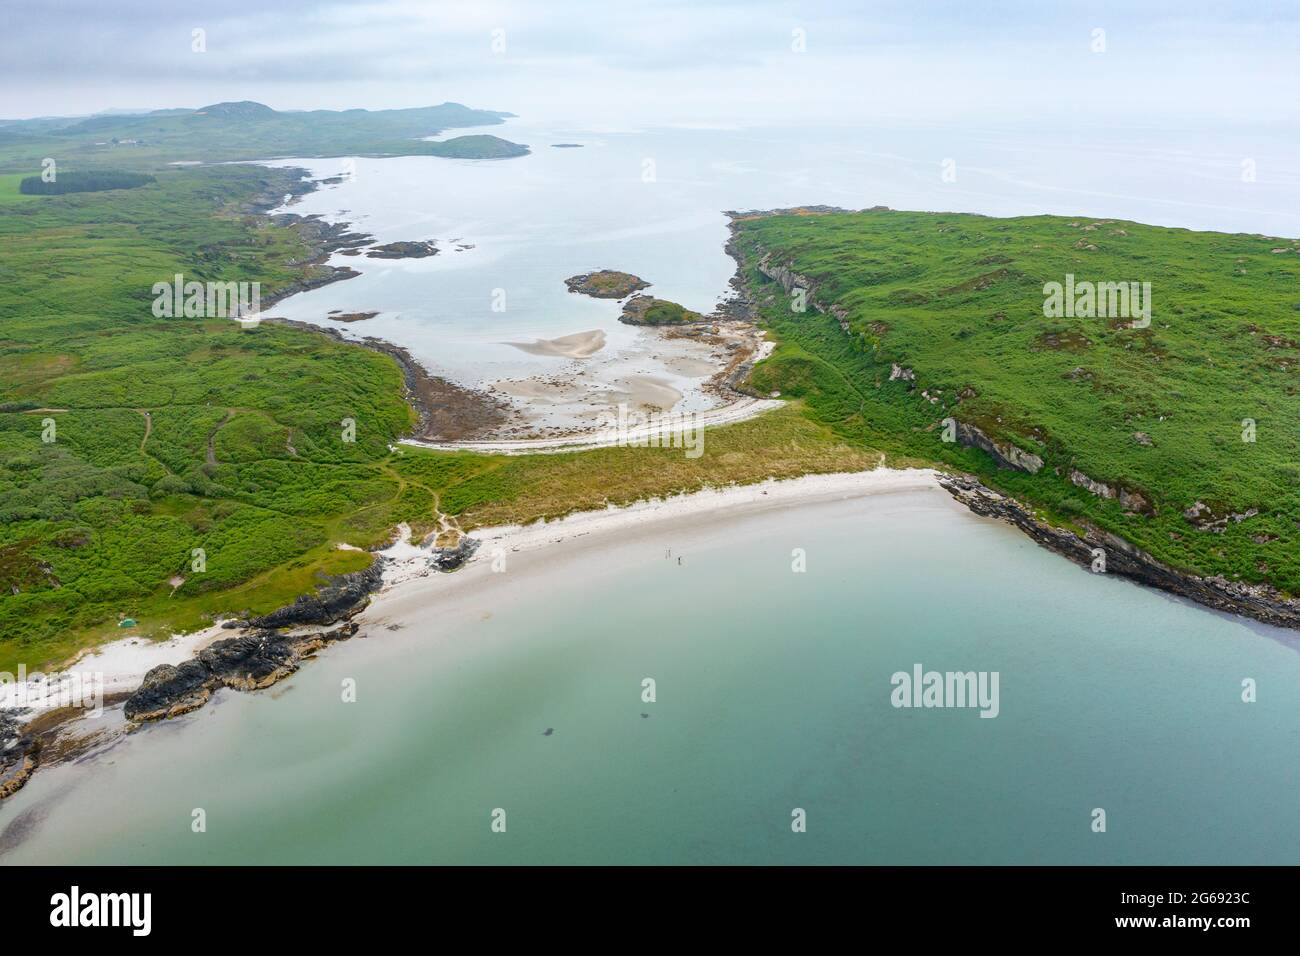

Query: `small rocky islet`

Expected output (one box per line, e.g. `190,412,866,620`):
619,294,702,326
565,270,706,326
563,269,650,299
364,240,439,259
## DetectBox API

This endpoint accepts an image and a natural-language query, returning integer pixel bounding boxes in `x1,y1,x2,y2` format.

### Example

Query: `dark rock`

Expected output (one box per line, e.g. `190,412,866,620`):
245,559,385,629
430,536,480,572
122,659,212,721
124,622,359,722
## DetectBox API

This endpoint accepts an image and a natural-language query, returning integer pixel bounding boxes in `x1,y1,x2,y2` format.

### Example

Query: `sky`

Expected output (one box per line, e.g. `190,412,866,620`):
2,0,1298,129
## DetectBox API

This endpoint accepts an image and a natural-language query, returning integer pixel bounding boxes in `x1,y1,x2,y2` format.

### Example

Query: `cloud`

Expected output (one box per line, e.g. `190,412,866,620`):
1,0,1296,128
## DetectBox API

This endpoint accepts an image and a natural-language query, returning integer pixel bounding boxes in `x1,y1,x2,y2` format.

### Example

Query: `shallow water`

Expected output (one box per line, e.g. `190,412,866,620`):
262,120,1300,430
5,489,1297,864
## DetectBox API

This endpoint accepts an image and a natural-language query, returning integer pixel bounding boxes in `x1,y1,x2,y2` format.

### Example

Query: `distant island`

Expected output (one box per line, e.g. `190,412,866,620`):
551,143,584,149
0,100,529,169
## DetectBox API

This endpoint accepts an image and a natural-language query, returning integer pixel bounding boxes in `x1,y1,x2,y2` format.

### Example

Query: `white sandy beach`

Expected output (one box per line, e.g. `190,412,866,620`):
0,468,939,723
371,467,941,604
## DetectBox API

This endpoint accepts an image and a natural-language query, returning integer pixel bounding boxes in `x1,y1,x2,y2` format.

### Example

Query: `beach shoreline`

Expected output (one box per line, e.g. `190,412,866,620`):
0,468,939,800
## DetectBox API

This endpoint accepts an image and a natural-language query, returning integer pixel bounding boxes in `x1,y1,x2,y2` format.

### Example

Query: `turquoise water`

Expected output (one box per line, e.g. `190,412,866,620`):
4,488,1297,864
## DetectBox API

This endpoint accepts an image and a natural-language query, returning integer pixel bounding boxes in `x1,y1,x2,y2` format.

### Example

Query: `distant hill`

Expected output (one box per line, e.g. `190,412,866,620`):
0,102,528,169
194,101,278,119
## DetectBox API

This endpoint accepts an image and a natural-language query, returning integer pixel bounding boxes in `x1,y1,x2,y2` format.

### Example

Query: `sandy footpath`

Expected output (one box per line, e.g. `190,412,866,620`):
0,468,939,720
402,395,784,455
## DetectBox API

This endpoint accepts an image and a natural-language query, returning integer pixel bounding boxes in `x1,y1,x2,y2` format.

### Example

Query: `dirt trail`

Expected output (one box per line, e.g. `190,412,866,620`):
206,410,235,467
136,409,152,452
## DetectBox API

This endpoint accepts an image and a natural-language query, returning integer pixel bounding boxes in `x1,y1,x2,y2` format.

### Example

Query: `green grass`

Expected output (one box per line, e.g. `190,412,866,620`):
0,173,42,205
632,298,702,325
732,208,1300,594
0,163,421,669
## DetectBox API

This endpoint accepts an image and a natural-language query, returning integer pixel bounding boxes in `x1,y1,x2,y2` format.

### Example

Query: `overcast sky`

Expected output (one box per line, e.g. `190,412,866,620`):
3,0,1297,129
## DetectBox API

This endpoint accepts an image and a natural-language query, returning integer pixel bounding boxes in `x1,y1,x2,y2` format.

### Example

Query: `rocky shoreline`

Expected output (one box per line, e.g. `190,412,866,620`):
244,167,513,442
939,475,1300,629
124,551,408,722
123,620,362,722
273,319,511,441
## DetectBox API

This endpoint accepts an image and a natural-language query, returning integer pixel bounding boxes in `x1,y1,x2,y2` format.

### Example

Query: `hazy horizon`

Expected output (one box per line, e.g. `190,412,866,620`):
4,0,1298,131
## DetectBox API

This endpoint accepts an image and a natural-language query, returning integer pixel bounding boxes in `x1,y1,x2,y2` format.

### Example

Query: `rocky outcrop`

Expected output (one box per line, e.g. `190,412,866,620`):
0,710,37,799
238,560,385,630
940,474,1300,630
124,621,359,722
430,535,480,572
755,254,812,302
0,750,37,801
1069,468,1115,499
1070,469,1153,514
123,659,213,720
954,422,1044,474
1183,501,1260,533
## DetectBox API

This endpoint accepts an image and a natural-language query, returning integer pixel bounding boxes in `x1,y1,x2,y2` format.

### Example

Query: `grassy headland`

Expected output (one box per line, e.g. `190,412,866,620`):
731,208,1300,596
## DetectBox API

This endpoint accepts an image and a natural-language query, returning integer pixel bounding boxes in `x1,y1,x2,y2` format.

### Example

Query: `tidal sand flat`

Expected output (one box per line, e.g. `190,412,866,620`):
3,471,1298,865
505,328,606,358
